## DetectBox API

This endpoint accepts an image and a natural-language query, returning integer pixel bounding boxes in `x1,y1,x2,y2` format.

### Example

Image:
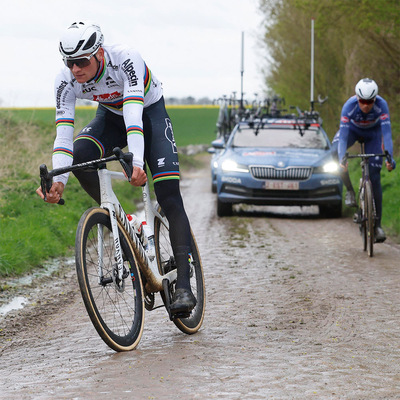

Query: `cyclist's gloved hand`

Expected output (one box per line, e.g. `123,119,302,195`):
339,162,348,172
386,158,396,171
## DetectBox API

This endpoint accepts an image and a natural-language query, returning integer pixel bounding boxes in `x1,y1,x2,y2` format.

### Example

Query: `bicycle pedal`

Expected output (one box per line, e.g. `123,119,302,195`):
172,311,191,319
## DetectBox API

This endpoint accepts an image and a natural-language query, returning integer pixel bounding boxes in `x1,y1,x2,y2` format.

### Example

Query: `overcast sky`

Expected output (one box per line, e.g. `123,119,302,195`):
0,0,266,107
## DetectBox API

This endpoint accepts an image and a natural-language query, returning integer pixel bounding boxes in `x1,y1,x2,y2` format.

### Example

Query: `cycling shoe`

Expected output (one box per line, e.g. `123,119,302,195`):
170,288,196,316
375,226,386,243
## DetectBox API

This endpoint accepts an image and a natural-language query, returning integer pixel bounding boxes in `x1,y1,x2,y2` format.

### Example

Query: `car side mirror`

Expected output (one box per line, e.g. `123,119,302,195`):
211,139,225,149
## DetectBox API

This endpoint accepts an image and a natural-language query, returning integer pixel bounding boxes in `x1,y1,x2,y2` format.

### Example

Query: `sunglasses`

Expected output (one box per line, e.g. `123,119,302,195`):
64,51,97,69
358,97,375,105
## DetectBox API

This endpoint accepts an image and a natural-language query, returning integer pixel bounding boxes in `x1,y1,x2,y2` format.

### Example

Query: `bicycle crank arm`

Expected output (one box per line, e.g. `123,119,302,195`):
162,278,190,321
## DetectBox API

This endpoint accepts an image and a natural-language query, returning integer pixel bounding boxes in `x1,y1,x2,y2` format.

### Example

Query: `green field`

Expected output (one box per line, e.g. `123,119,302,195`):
0,106,399,279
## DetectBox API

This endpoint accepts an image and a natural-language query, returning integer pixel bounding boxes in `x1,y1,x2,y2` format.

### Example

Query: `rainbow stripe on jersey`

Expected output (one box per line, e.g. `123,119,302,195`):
56,118,74,129
53,147,73,158
123,95,144,106
126,125,144,137
152,171,180,183
100,98,124,110
93,57,106,83
143,63,151,96
73,134,105,157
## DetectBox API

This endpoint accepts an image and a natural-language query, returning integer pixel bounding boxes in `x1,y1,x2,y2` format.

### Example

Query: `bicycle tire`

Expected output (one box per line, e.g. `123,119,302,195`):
154,206,205,334
364,180,374,257
359,188,368,252
75,207,145,351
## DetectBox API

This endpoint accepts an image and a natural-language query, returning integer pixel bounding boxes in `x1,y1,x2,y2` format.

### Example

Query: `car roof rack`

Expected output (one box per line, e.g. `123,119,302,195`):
214,93,326,139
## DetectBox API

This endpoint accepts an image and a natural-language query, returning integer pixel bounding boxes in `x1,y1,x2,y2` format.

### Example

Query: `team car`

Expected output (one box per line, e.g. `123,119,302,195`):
209,111,343,217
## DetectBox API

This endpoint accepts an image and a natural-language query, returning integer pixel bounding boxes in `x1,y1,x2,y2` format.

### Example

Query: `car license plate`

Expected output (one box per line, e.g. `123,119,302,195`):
264,180,299,190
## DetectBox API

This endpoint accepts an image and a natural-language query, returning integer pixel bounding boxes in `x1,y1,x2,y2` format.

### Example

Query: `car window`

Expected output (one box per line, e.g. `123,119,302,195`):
232,127,329,149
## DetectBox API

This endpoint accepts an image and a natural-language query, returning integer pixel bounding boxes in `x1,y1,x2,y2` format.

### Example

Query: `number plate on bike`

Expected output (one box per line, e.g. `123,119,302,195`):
263,180,299,190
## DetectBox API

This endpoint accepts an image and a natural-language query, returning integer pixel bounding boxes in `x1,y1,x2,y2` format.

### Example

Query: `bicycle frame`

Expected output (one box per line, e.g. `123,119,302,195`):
359,154,376,223
97,167,177,292
344,144,389,255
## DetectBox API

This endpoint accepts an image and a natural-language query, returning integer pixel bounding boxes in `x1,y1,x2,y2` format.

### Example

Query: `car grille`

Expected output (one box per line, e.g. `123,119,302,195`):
250,166,312,181
223,184,340,199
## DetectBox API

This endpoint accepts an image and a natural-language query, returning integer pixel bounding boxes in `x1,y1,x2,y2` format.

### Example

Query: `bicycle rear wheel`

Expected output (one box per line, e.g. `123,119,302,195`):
364,180,374,257
75,207,145,351
154,207,205,334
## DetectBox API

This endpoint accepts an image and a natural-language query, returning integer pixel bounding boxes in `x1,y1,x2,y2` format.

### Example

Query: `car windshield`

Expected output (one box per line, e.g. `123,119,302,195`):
232,126,329,149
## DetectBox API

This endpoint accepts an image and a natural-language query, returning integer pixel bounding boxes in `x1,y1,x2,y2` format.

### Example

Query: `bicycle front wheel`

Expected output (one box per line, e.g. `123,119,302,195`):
75,207,145,351
360,189,368,252
154,207,205,334
364,180,374,257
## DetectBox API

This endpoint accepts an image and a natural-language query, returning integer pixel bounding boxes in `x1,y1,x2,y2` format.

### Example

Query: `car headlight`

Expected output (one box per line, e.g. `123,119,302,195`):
322,161,339,173
221,159,249,173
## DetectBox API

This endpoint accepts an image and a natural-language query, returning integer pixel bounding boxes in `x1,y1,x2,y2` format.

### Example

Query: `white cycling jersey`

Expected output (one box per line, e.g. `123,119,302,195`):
53,44,163,184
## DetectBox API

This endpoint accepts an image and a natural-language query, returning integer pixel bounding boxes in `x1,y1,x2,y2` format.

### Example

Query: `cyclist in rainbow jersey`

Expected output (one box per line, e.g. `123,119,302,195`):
36,21,197,315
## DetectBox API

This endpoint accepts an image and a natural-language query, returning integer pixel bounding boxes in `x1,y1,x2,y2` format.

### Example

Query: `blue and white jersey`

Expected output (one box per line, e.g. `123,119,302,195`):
337,95,393,162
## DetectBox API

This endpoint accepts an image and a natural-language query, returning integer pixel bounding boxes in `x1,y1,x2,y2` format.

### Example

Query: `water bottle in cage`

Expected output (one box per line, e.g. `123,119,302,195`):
141,221,155,261
127,214,141,235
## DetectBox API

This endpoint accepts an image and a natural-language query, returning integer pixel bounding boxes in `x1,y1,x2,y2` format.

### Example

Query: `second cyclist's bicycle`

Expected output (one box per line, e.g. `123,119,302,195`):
342,143,391,257
39,148,205,351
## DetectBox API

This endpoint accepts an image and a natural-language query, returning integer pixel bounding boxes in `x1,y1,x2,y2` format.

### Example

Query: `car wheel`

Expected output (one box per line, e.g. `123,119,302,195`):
217,198,233,217
211,182,217,193
319,202,342,218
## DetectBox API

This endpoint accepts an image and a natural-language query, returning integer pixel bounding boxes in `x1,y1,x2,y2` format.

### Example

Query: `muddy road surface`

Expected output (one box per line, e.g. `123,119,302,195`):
1,155,400,399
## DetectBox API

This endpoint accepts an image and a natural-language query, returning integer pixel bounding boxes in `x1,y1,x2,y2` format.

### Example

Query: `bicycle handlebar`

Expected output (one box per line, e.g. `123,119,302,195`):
341,150,392,165
39,147,134,205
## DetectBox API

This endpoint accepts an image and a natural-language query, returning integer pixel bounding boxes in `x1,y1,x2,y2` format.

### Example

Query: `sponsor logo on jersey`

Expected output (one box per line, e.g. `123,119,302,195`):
158,158,166,168
81,126,92,133
341,116,349,123
380,113,389,121
93,91,122,102
164,118,177,154
107,60,119,70
56,80,68,109
82,86,96,94
121,59,138,86
105,76,119,88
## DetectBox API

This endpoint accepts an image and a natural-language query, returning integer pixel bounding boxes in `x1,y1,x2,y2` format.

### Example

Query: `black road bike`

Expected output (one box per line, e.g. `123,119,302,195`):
343,143,392,257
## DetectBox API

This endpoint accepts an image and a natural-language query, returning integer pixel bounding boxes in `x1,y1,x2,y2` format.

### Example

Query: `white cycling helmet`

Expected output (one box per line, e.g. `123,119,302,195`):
355,78,378,100
59,21,104,59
